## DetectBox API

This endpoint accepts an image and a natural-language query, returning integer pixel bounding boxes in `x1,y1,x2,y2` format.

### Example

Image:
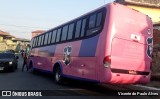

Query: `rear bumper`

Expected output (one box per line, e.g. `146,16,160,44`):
101,69,151,84
109,73,150,84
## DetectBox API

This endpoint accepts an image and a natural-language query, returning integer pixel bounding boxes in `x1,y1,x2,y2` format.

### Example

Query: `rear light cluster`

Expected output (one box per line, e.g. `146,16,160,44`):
147,28,151,35
103,56,111,68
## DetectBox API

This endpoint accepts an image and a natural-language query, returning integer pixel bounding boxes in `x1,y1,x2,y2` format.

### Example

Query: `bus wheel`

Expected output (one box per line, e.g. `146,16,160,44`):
54,66,63,84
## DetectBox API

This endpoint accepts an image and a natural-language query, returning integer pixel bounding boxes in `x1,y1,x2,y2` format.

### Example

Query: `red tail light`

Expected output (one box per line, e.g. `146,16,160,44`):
103,56,111,68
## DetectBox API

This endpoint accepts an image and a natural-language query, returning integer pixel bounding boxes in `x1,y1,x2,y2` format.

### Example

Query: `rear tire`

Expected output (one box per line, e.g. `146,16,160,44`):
54,66,63,84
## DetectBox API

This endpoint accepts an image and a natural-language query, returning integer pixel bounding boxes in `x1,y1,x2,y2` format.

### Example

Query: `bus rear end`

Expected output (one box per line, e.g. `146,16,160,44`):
103,3,153,84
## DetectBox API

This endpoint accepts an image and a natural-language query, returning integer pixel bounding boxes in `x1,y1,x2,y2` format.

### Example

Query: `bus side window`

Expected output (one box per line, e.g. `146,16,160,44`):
51,30,57,43
75,20,82,39
48,32,52,44
80,18,86,37
56,28,62,43
36,37,39,47
86,11,103,36
31,38,35,47
67,23,74,40
44,33,49,45
33,38,37,47
89,13,96,29
41,35,45,46
86,13,97,36
61,25,68,41
96,12,102,27
38,36,42,46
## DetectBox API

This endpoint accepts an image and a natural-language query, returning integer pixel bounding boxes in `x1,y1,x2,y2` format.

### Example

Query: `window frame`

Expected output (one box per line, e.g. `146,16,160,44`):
31,7,106,48
44,33,49,45
48,32,52,44
56,28,62,43
67,23,75,40
74,20,82,39
61,25,69,41
41,34,45,46
88,13,97,29
34,37,38,47
96,11,103,27
31,38,34,47
51,30,57,44
80,18,87,38
38,35,42,46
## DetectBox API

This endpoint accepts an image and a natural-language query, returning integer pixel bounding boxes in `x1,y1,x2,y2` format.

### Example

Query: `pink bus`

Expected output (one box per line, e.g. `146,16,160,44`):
28,3,153,84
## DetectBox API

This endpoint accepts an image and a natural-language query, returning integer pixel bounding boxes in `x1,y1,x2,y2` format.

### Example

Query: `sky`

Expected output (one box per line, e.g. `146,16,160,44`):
0,0,115,40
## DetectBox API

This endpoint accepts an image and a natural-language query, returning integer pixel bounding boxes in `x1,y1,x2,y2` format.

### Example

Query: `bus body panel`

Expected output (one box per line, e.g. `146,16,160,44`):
100,3,152,84
54,35,99,80
54,40,82,78
28,3,152,84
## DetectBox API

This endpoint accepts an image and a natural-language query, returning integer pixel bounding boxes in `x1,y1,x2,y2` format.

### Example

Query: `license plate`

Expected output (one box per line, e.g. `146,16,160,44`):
128,70,137,75
0,67,4,71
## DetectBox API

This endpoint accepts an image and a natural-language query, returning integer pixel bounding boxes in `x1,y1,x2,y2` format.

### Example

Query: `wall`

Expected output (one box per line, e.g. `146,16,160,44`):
0,43,7,51
0,36,3,42
152,28,160,73
127,5,160,24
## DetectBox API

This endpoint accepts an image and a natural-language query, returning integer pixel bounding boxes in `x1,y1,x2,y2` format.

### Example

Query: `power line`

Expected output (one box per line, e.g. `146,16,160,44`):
0,23,49,29
7,31,31,33
0,29,34,33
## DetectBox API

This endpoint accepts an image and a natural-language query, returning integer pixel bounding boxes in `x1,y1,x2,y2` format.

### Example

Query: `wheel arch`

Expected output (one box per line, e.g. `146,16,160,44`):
53,61,63,74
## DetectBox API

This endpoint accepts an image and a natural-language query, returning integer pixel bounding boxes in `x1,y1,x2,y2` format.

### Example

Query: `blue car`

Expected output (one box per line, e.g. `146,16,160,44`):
0,53,18,72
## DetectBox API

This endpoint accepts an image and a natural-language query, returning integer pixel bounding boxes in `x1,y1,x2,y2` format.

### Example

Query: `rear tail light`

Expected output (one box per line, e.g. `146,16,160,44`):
103,56,111,68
